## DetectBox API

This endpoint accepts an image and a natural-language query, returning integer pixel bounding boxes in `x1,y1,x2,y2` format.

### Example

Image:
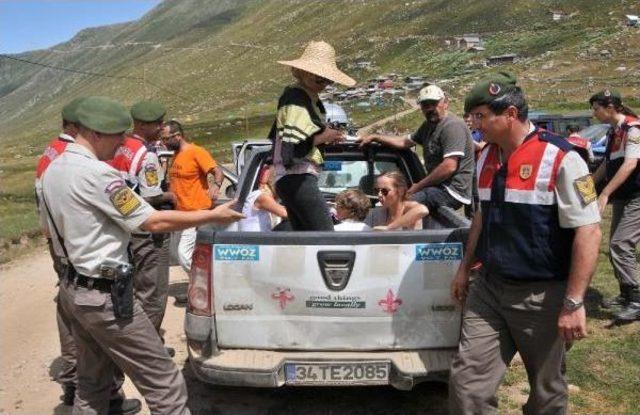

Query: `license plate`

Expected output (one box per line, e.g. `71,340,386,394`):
284,362,389,385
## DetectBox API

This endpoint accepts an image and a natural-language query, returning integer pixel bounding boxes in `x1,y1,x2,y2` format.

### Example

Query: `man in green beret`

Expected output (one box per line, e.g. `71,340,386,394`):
35,98,85,406
449,76,602,414
122,100,176,355
41,96,243,414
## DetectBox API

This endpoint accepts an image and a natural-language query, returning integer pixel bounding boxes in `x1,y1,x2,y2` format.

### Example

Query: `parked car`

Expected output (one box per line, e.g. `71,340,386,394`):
184,142,470,390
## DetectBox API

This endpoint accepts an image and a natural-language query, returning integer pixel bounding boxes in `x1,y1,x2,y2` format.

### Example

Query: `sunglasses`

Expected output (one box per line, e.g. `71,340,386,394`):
374,187,392,196
315,75,334,85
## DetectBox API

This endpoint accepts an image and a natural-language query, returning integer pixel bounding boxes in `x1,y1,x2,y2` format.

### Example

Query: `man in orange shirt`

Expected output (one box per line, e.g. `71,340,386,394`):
163,120,224,271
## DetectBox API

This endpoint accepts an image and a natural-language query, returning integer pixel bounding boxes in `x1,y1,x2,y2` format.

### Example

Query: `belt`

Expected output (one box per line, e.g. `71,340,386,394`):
68,272,113,293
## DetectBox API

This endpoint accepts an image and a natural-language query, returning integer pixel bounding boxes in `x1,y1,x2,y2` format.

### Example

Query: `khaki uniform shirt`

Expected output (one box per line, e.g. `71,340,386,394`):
41,143,154,278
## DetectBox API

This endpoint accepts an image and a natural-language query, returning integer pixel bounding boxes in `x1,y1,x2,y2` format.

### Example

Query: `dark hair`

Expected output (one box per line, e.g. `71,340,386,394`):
165,119,184,136
589,94,638,117
566,124,580,134
487,86,528,121
335,189,371,221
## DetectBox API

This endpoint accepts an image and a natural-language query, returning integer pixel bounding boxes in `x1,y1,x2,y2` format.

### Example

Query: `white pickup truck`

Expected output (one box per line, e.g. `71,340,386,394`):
184,142,469,390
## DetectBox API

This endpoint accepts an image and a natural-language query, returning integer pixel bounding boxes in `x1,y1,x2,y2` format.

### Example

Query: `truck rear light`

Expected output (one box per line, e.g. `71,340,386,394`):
188,243,213,316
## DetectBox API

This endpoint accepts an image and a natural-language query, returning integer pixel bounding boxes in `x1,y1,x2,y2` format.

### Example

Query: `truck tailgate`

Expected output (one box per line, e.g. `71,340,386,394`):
210,231,464,351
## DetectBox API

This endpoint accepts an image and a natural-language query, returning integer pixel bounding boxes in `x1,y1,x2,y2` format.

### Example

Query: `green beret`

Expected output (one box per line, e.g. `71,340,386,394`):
61,97,86,123
464,72,518,113
76,96,132,134
589,89,622,106
130,100,166,122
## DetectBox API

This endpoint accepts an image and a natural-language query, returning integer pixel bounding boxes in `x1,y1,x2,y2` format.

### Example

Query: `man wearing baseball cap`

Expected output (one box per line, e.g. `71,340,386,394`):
41,96,243,414
449,74,601,414
359,84,474,217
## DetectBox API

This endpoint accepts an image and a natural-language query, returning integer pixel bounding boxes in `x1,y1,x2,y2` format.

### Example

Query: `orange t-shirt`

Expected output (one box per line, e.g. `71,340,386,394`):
169,144,218,211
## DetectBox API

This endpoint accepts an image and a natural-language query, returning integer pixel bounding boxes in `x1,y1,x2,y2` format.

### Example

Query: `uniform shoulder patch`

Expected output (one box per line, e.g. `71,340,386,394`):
105,181,141,216
573,174,597,206
144,163,159,187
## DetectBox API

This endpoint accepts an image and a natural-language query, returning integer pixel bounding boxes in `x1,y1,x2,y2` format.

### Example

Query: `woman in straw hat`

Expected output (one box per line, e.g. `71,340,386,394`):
269,40,356,230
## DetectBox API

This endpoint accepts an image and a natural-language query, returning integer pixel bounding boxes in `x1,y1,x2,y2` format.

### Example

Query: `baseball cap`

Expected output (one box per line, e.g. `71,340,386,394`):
417,84,445,103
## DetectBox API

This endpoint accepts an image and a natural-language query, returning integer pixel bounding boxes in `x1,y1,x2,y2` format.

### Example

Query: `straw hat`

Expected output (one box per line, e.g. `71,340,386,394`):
278,41,356,87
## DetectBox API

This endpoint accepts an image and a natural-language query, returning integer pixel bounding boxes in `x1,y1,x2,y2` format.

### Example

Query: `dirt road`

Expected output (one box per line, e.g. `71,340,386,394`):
0,246,450,415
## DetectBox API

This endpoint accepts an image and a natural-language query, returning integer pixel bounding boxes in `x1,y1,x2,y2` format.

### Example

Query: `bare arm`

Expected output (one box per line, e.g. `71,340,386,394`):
408,157,458,195
358,133,415,150
207,167,224,201
140,200,244,233
386,201,428,230
313,127,345,146
451,209,483,304
254,193,288,218
597,158,638,212
557,223,602,342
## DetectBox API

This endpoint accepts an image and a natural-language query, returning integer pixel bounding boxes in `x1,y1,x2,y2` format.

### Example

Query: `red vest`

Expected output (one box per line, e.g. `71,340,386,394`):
35,134,75,179
605,115,640,199
107,135,147,184
476,129,575,280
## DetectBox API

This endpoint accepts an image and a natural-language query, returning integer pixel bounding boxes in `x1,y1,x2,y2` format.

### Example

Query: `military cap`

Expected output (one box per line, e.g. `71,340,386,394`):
61,97,86,123
589,89,622,106
130,100,166,122
76,96,132,134
464,72,518,113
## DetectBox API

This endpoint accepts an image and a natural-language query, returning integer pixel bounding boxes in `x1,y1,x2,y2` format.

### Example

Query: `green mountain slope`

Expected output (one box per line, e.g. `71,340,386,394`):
1,0,639,243
2,0,638,150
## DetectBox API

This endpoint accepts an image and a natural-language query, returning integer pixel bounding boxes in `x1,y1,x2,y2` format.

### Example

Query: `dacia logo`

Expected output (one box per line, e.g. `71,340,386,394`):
215,245,259,261
223,303,254,311
415,243,463,261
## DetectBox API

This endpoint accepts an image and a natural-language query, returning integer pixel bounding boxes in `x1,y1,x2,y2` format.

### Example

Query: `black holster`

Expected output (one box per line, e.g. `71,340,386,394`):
111,271,134,320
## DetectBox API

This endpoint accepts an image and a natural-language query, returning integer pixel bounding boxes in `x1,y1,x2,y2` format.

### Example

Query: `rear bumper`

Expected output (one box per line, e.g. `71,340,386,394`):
188,343,455,390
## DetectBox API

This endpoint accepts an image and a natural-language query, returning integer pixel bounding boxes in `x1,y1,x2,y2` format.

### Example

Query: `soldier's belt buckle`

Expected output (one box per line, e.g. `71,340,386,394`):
86,279,94,289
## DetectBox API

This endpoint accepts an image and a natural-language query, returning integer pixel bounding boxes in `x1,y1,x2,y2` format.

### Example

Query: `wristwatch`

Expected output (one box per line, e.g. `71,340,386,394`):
563,297,584,311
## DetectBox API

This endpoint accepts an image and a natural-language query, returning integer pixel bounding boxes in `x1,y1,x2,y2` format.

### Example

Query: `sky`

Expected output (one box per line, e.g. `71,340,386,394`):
0,0,161,54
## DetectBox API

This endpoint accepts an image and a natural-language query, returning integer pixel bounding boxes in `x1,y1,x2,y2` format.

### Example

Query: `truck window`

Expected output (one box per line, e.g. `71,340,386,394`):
317,158,406,196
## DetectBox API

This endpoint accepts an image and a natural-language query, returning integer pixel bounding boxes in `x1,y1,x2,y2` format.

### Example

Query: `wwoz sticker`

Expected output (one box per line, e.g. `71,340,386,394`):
415,243,463,261
215,245,259,261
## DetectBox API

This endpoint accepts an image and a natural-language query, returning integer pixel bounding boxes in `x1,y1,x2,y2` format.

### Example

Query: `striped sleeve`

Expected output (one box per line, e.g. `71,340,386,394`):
276,104,323,144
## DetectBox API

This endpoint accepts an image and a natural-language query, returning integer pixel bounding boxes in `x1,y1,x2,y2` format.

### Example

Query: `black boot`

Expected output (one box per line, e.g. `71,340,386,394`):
615,289,640,324
602,286,631,309
62,384,75,406
108,398,142,415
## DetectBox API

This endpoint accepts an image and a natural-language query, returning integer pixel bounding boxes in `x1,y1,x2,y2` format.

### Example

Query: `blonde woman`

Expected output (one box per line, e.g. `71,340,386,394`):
365,171,429,230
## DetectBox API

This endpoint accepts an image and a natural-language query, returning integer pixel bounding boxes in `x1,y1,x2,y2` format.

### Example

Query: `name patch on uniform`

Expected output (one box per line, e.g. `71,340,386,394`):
573,174,597,206
215,245,259,261
144,164,159,187
109,186,141,216
415,243,463,261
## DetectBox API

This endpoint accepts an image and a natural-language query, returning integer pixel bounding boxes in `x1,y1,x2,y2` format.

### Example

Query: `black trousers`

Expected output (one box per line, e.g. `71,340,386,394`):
275,173,334,231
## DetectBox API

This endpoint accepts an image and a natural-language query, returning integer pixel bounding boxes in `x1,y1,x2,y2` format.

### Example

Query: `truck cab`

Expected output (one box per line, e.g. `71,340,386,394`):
185,142,469,390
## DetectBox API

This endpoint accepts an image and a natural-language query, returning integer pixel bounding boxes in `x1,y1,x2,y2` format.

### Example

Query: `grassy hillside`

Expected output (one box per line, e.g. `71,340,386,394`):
0,0,639,243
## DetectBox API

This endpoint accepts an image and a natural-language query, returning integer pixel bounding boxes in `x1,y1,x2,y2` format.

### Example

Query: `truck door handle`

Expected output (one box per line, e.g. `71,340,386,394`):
317,251,356,291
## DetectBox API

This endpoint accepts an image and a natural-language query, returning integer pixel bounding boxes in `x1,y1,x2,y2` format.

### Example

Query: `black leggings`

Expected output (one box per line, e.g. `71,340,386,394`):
275,174,334,231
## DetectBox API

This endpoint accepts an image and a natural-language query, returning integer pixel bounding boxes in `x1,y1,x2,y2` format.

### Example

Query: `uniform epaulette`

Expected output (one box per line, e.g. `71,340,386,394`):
538,130,573,152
